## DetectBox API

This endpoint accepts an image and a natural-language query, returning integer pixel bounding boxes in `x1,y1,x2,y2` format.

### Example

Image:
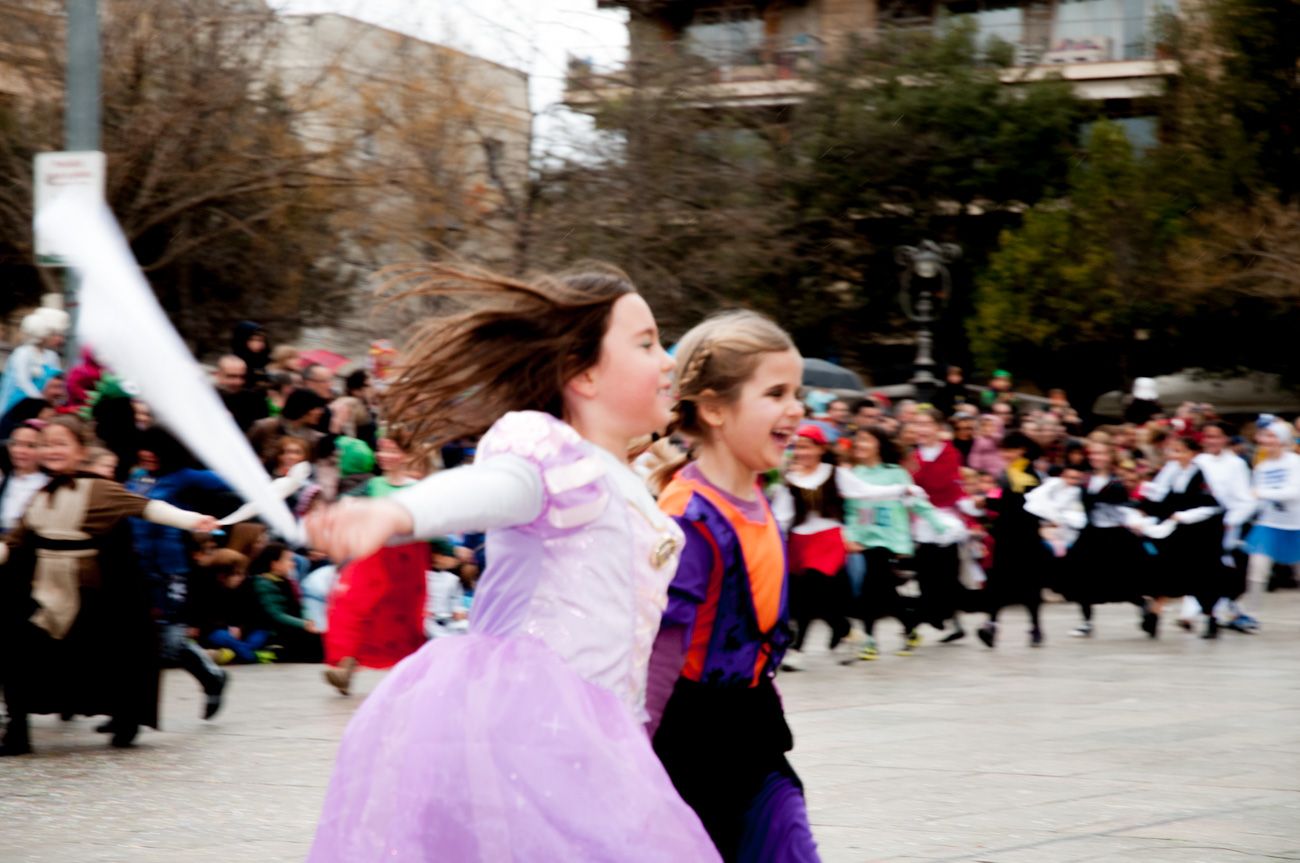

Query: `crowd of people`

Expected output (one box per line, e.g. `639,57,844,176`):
772,367,1293,667
0,310,480,755
0,283,1295,861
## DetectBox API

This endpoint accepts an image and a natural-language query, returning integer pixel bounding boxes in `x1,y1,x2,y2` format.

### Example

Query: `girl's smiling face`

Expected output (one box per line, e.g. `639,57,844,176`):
575,293,676,440
701,348,805,474
7,426,40,473
39,424,84,475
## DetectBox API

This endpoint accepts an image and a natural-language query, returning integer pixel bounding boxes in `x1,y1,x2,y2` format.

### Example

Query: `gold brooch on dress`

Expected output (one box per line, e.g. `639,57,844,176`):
651,534,680,569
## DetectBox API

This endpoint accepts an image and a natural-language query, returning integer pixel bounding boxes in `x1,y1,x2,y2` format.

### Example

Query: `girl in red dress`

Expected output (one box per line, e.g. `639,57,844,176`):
322,435,431,694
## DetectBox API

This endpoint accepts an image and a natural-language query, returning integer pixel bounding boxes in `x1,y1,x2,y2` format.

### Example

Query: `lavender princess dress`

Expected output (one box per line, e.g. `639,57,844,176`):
308,412,720,862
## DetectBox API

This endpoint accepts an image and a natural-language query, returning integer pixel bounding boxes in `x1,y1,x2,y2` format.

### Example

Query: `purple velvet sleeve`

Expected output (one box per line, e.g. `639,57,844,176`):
662,518,714,628
645,519,716,736
644,624,686,737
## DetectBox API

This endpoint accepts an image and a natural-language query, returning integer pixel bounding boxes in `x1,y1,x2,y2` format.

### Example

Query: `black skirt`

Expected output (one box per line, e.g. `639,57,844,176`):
1061,526,1149,605
1147,520,1227,600
653,676,801,860
3,585,161,728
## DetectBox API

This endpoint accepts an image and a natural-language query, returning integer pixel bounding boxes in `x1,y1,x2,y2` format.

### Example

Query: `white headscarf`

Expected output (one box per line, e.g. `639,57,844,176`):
1264,419,1294,449
1132,377,1158,401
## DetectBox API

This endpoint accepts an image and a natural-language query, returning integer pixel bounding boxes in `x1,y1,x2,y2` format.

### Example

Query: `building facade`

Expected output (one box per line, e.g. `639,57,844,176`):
272,14,533,354
569,0,1178,114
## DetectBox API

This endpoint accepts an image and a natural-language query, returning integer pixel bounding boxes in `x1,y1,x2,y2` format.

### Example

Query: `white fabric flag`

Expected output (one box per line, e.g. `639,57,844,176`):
35,196,304,544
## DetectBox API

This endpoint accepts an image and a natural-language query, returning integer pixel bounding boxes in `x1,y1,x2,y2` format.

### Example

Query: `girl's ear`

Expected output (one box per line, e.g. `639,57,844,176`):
694,390,724,429
567,366,599,401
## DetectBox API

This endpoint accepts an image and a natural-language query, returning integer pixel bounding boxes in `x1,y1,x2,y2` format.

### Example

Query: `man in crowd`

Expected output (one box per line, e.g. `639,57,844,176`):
214,355,268,432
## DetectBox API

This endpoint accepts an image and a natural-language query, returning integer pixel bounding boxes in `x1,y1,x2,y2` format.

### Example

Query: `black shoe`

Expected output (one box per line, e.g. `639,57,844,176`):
1141,610,1159,638
939,627,966,643
203,669,228,720
95,719,116,734
1029,627,1043,647
977,622,996,648
0,719,32,756
60,711,75,722
110,723,139,749
0,739,32,756
1201,617,1219,640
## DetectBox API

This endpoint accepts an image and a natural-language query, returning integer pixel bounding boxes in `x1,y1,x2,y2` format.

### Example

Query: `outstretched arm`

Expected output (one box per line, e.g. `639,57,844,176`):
835,466,924,502
305,455,543,562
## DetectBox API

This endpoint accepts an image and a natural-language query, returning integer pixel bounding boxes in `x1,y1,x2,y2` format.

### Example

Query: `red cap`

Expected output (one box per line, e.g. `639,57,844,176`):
796,424,829,446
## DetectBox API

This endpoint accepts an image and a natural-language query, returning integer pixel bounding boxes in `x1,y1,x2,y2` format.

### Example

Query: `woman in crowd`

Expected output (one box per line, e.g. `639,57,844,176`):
842,426,938,659
0,416,217,755
0,308,67,417
1061,442,1150,638
773,424,917,667
977,432,1049,648
1244,419,1300,599
906,408,970,642
1140,435,1226,638
0,421,48,536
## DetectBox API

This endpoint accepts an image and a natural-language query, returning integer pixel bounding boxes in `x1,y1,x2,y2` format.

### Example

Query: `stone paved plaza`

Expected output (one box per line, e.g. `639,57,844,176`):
3,593,1298,863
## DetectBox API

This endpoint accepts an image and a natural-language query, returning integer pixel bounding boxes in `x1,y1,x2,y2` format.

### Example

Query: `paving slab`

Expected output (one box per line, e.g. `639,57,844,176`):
2,593,1298,862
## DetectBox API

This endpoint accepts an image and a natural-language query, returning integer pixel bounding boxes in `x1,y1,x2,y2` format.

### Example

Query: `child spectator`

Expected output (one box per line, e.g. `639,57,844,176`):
271,436,323,517
968,415,1006,476
194,549,272,664
252,543,323,662
980,369,1015,409
424,538,480,638
81,446,118,479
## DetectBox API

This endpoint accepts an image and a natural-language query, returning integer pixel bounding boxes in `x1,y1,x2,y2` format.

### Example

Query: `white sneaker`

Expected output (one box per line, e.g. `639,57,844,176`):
1070,622,1093,638
780,650,805,671
830,642,857,666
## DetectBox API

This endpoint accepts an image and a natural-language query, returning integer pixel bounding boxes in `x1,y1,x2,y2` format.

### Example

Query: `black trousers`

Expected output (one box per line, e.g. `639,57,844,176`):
913,543,965,628
789,569,852,651
855,548,920,636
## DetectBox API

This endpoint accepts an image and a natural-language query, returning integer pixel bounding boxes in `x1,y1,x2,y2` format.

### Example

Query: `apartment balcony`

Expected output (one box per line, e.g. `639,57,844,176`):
937,5,1179,99
565,36,824,110
566,0,1178,111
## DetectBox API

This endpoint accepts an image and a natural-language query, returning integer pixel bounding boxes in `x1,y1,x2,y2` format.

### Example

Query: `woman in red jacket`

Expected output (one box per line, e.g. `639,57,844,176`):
905,409,971,642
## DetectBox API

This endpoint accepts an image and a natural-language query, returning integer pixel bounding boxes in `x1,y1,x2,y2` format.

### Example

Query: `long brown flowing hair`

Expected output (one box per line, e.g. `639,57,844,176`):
380,262,636,456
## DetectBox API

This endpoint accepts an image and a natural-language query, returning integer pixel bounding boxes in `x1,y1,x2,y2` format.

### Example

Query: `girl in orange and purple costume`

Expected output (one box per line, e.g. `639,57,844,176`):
647,311,821,863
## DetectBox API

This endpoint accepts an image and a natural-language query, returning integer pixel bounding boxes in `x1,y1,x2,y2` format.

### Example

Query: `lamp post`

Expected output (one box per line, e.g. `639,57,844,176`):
62,0,101,364
895,240,961,403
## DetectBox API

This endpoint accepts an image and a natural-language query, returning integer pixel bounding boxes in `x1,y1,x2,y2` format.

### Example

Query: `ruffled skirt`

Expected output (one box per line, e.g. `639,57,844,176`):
1245,525,1300,565
308,633,720,862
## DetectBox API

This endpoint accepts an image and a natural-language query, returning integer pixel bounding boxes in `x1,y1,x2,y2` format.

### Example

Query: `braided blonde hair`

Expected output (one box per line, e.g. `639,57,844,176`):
650,310,795,492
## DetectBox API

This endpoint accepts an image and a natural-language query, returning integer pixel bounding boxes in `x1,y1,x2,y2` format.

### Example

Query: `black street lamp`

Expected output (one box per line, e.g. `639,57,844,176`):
895,240,961,403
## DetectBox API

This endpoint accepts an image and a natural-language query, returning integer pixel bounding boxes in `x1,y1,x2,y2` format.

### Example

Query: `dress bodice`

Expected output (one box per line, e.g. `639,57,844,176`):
469,412,683,719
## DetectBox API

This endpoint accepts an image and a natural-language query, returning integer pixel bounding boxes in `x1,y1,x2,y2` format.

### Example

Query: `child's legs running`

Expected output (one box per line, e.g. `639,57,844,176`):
735,771,819,863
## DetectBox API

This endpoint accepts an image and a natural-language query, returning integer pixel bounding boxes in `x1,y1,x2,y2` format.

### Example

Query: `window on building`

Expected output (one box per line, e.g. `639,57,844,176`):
684,5,764,66
939,0,1026,58
1052,0,1177,61
1082,112,1159,151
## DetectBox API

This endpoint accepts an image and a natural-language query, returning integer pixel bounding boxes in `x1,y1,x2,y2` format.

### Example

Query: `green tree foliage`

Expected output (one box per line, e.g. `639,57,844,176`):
795,22,1086,222
969,122,1178,404
780,22,1088,369
547,22,1087,371
971,0,1300,397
